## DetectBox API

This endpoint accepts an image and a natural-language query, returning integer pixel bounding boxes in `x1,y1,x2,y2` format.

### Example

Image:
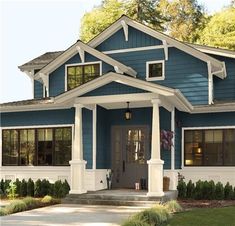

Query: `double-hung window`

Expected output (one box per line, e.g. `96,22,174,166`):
67,62,101,90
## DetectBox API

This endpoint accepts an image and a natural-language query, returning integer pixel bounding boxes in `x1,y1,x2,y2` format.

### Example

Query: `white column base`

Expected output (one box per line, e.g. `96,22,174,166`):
164,170,178,190
147,159,164,197
69,159,87,194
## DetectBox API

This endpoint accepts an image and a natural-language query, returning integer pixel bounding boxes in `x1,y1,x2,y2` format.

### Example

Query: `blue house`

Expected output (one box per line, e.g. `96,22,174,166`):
1,15,235,196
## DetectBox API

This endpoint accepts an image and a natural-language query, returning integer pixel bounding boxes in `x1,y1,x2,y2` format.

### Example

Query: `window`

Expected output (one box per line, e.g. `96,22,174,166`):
67,62,101,90
184,128,235,166
2,127,72,166
146,60,165,81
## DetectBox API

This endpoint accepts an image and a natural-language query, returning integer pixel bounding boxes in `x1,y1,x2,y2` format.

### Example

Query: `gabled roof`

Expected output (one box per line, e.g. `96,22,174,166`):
19,51,64,71
34,41,137,80
88,15,227,79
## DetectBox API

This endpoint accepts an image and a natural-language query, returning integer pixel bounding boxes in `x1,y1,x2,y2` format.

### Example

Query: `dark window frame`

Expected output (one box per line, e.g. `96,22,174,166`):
2,127,72,166
146,60,165,81
66,62,101,91
184,128,235,167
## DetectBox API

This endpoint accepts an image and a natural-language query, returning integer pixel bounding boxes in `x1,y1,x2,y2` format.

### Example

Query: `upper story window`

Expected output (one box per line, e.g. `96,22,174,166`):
66,62,101,91
184,128,235,166
146,60,165,81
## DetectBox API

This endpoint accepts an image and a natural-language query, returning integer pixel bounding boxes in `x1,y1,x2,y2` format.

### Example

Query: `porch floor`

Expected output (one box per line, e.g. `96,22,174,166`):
63,189,178,206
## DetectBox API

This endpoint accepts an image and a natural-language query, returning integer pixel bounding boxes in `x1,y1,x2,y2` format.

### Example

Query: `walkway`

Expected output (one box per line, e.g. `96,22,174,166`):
0,204,146,226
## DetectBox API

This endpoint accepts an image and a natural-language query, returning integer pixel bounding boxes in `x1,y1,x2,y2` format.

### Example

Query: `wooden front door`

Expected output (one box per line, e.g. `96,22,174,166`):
111,126,149,189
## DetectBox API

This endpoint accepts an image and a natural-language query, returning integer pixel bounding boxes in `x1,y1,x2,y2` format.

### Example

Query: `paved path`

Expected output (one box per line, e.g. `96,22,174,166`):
0,204,146,226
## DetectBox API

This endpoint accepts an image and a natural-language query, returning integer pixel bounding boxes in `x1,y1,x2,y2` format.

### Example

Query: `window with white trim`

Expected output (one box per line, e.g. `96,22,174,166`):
184,128,235,166
67,62,101,90
146,60,165,81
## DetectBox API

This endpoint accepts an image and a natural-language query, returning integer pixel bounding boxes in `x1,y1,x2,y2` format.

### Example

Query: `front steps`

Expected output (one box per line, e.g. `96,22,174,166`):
62,189,178,206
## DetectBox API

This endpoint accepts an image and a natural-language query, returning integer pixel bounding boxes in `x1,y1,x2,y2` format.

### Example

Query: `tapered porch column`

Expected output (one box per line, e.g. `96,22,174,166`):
69,104,87,194
147,99,164,197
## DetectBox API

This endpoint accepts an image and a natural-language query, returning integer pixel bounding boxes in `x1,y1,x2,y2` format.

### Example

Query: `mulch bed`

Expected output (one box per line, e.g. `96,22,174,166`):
178,199,235,210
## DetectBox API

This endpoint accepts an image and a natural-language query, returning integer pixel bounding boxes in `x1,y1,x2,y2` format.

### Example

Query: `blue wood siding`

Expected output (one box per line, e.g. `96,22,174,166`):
34,81,43,99
174,110,235,169
212,56,235,101
82,82,147,97
82,109,93,169
108,47,209,105
49,53,113,97
95,106,171,169
96,26,162,52
0,109,74,127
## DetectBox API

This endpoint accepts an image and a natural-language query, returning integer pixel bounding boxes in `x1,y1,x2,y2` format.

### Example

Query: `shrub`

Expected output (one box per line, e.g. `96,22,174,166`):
194,180,204,200
5,200,27,214
4,180,11,196
215,182,224,200
177,180,187,199
20,179,27,197
62,180,70,196
27,179,34,197
22,197,40,209
15,178,21,196
6,181,17,199
41,195,53,204
54,180,63,198
202,181,211,200
122,218,149,226
164,200,182,213
0,207,6,216
224,182,233,200
34,179,42,197
186,180,195,199
41,179,51,196
207,180,216,200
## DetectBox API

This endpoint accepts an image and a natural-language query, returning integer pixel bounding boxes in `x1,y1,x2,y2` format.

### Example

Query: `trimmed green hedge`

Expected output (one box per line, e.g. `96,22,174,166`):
177,179,235,200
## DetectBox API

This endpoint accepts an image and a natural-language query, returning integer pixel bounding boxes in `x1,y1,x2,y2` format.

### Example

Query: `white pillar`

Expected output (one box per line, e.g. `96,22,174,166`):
92,105,97,170
147,99,164,197
0,129,2,167
168,107,178,190
69,104,87,194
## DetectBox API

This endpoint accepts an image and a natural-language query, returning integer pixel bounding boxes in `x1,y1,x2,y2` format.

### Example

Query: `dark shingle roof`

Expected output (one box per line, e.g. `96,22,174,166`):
0,98,54,107
18,51,64,71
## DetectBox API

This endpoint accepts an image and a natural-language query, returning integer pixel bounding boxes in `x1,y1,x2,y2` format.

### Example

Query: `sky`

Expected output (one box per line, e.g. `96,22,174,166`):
0,0,232,103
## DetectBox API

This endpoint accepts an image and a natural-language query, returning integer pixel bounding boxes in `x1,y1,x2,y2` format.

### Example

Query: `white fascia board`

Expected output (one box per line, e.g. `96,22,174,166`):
192,103,235,114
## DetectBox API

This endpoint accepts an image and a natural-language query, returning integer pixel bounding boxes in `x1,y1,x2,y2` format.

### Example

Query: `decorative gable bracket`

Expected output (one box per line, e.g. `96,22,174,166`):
162,40,168,61
39,73,49,97
121,20,128,41
76,46,85,63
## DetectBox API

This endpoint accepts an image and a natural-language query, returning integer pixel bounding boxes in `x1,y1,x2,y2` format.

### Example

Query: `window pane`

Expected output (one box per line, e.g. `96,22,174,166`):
2,130,18,165
54,128,72,165
37,129,53,166
149,63,163,78
224,129,235,166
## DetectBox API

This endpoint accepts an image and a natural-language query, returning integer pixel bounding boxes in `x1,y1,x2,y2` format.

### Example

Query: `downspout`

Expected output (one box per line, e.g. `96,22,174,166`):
207,61,214,105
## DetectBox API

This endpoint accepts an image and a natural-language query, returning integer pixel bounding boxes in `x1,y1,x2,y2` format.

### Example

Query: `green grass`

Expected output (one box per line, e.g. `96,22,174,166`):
168,206,235,226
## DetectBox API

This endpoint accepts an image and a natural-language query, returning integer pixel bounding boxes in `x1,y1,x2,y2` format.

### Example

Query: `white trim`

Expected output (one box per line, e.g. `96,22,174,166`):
181,125,235,169
0,129,2,167
88,15,225,79
146,60,165,81
65,61,102,92
76,46,85,63
171,108,175,170
121,20,128,41
0,124,74,130
103,45,166,54
207,61,213,105
162,40,168,61
92,105,97,170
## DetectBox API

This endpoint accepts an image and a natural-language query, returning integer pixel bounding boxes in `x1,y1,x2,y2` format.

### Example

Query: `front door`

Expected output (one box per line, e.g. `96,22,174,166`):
111,126,149,189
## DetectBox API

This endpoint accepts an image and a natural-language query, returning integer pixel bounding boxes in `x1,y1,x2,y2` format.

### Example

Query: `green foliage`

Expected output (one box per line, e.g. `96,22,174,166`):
164,200,182,213
6,181,17,199
194,180,204,200
22,197,40,209
15,178,21,196
4,180,11,196
27,178,34,197
41,179,51,196
207,180,216,200
0,207,6,216
202,181,211,200
5,200,27,214
177,180,187,199
215,182,224,200
53,180,64,198
41,195,53,203
186,180,195,199
62,180,70,197
20,179,27,197
34,179,42,197
224,182,233,200
122,218,149,226
158,0,207,42
199,7,235,50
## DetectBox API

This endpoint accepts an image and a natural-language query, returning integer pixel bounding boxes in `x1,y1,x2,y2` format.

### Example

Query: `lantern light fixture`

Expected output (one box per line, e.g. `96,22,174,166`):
125,102,132,120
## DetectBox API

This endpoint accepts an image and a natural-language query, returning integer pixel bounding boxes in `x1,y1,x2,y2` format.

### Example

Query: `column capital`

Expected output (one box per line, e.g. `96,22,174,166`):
151,98,161,105
74,103,84,109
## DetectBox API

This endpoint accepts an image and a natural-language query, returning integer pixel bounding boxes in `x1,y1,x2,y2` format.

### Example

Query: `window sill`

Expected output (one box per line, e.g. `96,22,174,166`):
146,77,165,81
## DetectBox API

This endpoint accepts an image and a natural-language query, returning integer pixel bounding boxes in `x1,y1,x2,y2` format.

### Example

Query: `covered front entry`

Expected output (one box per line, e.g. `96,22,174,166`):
111,126,149,189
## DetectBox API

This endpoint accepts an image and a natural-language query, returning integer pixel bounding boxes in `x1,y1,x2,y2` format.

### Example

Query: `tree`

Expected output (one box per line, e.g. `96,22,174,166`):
199,7,235,50
80,0,165,43
158,0,206,42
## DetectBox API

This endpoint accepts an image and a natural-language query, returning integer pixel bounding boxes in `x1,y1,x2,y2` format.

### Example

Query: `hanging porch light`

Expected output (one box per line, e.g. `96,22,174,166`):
125,102,132,120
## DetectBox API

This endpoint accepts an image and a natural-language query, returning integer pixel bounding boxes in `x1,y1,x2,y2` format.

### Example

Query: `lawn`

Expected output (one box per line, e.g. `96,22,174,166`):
168,206,235,226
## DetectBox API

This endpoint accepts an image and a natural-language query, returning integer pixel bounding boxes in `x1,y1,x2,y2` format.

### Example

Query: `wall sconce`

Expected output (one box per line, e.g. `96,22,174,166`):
125,102,132,120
